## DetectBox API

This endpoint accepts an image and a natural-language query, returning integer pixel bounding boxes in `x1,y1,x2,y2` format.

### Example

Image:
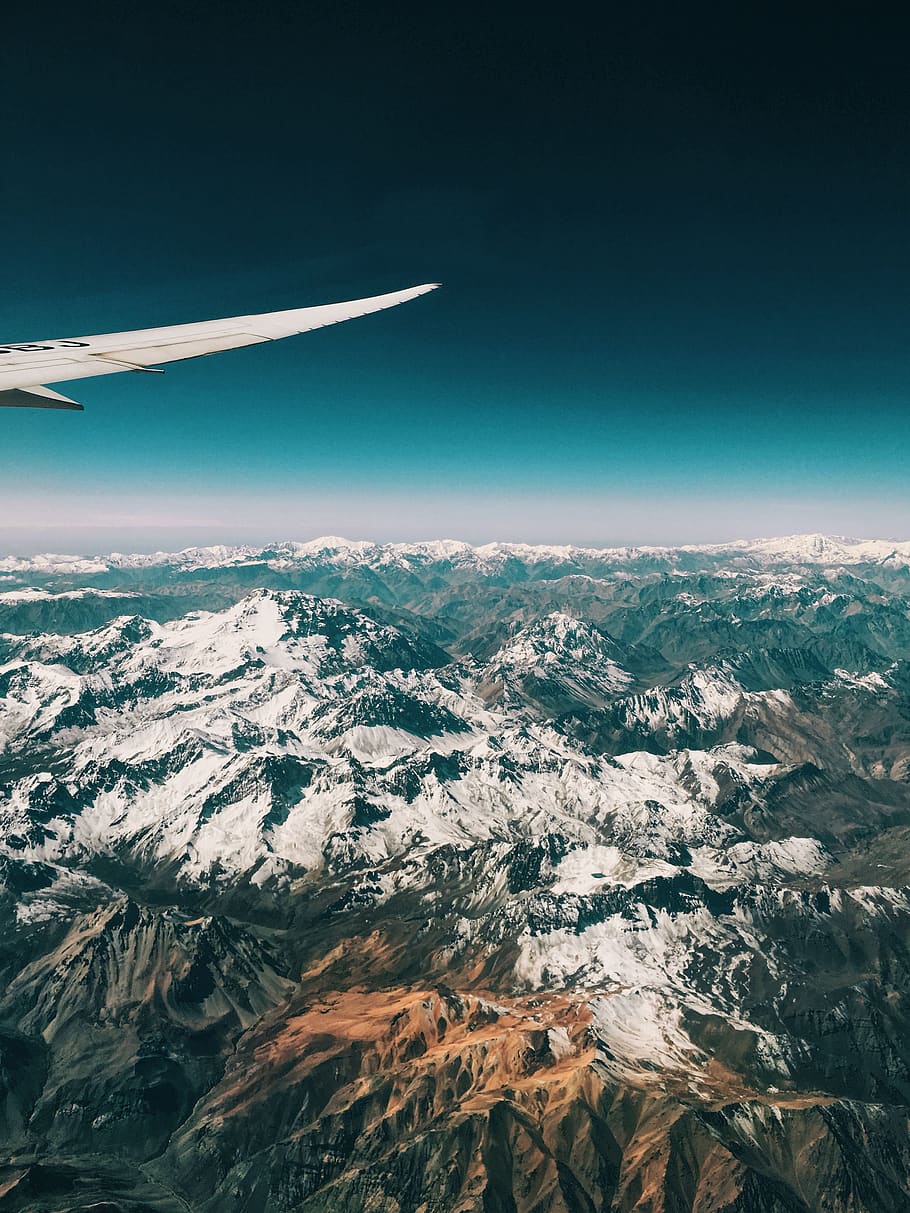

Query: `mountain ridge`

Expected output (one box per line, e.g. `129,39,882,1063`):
5,531,910,577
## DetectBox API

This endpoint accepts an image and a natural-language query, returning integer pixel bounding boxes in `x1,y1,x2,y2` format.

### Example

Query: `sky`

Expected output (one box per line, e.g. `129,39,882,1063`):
2,2,910,552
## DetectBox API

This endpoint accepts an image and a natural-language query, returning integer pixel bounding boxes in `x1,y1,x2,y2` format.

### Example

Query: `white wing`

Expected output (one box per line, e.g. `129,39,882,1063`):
0,282,439,410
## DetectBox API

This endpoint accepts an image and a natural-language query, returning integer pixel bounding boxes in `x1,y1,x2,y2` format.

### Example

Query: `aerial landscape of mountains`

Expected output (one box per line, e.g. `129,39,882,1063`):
1,534,909,1211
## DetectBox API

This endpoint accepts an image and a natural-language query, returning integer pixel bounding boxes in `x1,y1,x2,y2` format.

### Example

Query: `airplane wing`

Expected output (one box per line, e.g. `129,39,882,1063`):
0,282,440,410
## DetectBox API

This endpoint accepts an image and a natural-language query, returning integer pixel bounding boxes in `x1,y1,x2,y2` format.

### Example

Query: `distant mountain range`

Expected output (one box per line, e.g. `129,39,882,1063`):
5,531,910,578
1,537,909,1210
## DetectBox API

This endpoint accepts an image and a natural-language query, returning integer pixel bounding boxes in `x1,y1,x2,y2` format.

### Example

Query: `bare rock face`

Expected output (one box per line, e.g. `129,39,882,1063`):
2,538,910,1210
159,988,602,1212
155,984,910,1213
0,899,294,1163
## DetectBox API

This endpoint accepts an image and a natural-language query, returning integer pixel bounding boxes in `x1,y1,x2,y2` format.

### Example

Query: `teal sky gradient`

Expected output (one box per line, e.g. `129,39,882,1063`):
3,4,910,552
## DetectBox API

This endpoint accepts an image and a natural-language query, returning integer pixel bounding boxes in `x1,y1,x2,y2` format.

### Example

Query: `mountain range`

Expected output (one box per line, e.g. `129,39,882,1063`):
1,535,909,1211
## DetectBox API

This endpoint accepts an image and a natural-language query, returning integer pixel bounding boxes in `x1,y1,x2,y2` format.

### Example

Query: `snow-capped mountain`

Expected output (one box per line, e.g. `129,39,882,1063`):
480,612,636,711
1,545,910,1210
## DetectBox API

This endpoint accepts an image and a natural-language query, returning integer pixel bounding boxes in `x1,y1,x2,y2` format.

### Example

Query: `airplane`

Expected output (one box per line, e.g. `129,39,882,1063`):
0,282,440,411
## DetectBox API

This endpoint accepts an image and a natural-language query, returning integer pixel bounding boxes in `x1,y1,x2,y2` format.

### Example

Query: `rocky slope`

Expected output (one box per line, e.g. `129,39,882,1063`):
0,536,909,1210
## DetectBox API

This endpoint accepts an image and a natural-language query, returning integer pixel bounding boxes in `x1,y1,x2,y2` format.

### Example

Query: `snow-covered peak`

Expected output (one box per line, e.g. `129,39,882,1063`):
692,533,910,564
494,612,626,669
0,553,110,576
155,589,440,676
7,589,442,685
0,587,137,603
483,612,634,711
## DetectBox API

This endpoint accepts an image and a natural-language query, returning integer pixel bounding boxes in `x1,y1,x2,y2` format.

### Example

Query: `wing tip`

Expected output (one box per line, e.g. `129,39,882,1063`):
400,282,442,300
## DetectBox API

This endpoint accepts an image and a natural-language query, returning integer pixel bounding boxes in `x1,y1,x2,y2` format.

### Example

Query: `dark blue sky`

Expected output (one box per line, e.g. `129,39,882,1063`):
3,2,910,550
